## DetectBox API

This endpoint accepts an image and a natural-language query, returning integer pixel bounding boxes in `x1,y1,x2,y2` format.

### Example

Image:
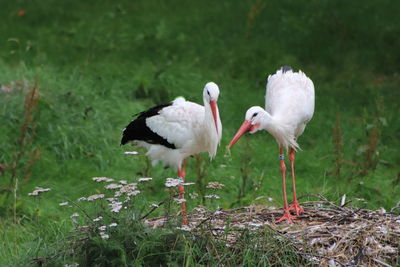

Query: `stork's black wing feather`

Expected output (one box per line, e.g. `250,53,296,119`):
121,102,177,149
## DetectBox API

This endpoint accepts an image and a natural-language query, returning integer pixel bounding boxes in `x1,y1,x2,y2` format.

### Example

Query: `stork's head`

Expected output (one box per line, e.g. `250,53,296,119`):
203,82,220,135
228,106,266,148
203,82,220,102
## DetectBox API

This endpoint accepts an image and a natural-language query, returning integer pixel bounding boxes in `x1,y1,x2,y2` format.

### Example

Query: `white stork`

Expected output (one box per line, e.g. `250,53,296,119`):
121,82,222,224
228,66,315,223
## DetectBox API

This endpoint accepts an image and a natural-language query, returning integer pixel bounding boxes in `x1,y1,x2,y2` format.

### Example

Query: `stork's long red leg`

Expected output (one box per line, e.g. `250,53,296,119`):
178,159,187,225
288,148,304,215
276,147,296,224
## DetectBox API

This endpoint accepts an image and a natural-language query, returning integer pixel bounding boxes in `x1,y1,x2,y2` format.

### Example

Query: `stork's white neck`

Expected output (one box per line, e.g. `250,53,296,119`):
259,110,299,150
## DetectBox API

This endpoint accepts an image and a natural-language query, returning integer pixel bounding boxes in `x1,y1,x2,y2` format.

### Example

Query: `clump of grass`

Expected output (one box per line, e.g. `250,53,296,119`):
0,81,40,220
31,174,310,266
232,227,309,266
63,216,186,266
28,175,188,265
330,97,386,182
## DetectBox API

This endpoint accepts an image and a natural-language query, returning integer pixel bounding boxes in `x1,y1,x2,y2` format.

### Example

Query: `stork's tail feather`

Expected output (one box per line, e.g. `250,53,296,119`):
120,115,177,149
281,66,292,73
121,123,136,145
120,132,130,145
121,102,176,147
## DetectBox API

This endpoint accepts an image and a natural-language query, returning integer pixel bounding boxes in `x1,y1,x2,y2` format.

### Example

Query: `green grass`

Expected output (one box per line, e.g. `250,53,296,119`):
1,0,399,265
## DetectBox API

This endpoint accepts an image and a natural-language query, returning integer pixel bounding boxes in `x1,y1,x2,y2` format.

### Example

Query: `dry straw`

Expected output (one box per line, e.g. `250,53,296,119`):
145,200,400,266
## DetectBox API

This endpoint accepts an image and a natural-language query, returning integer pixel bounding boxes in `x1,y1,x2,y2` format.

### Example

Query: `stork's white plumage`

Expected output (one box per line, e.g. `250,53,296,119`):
228,66,315,223
121,82,222,224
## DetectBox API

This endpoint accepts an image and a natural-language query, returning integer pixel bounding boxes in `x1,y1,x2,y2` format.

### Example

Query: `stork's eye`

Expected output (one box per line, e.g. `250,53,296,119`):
252,112,258,118
207,90,210,96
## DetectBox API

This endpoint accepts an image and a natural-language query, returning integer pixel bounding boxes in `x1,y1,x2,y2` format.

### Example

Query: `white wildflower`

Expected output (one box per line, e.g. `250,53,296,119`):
92,177,114,183
219,164,227,168
206,182,225,189
109,222,118,227
174,198,186,204
109,201,123,213
64,263,79,267
119,180,128,185
115,183,140,197
138,177,153,182
189,192,198,199
124,151,138,155
98,225,106,231
59,202,68,206
151,203,159,208
78,197,87,201
100,232,109,240
71,213,79,224
28,187,51,196
182,182,195,186
106,197,116,202
93,216,103,222
105,183,122,190
87,194,105,201
268,197,273,202
205,194,220,199
176,225,192,231
165,178,182,187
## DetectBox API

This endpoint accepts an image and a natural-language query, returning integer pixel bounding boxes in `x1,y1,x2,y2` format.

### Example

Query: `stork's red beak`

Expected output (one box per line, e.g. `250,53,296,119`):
228,120,251,148
210,100,219,134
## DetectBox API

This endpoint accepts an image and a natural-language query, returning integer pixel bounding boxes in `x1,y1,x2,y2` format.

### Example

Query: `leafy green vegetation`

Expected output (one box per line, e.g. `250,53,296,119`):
1,0,399,265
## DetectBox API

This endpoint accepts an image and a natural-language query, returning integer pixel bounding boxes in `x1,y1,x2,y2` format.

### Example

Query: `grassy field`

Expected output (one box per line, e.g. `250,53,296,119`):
1,0,399,265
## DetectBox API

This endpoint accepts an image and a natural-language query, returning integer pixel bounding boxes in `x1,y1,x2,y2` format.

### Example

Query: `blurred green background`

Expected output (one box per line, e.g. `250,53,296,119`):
0,0,399,263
